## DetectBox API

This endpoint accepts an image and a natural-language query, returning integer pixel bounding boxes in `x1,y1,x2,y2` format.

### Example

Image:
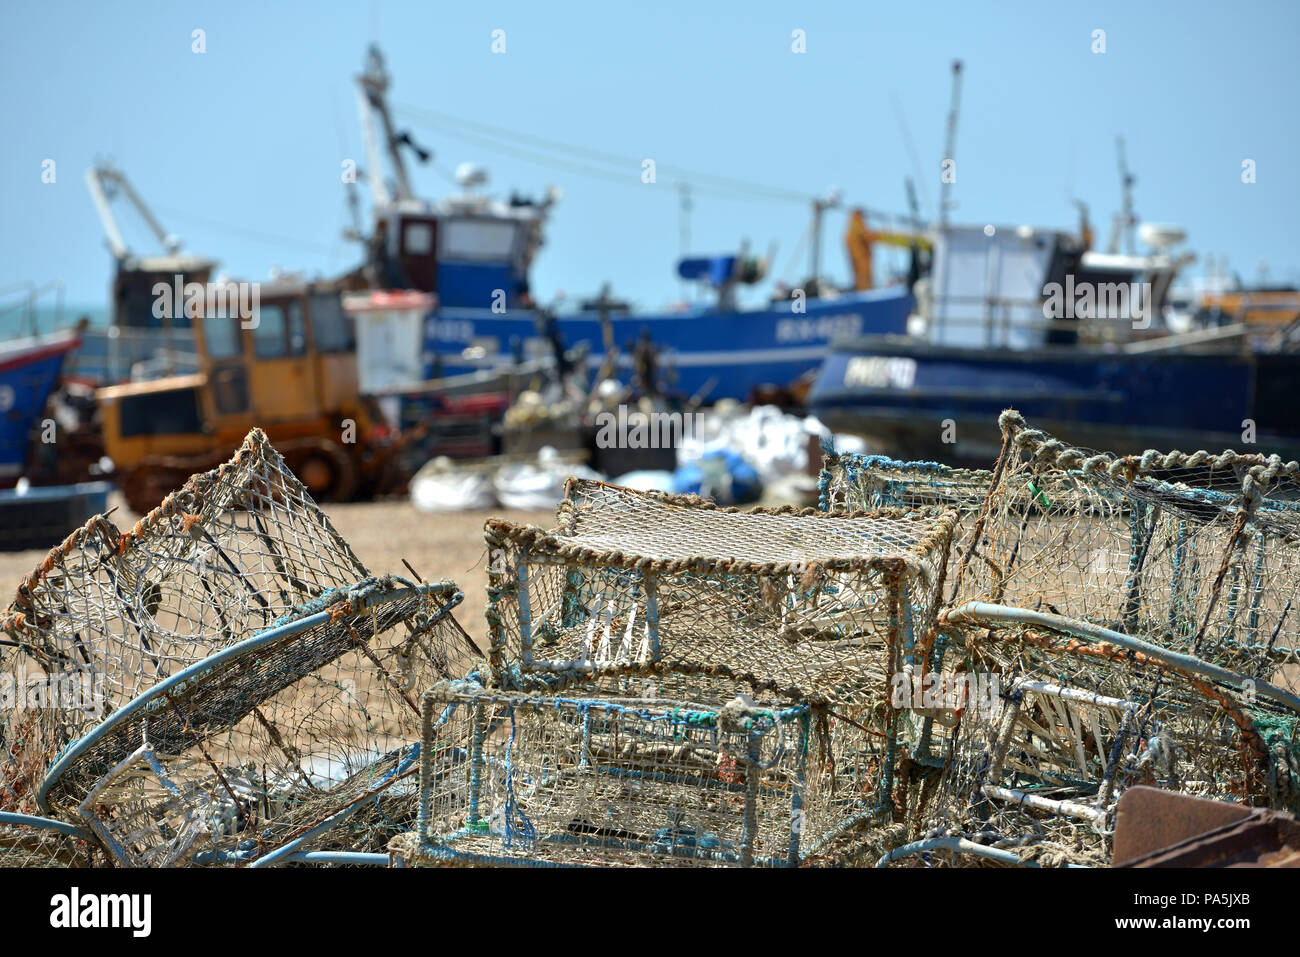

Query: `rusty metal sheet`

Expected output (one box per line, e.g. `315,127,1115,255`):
1113,786,1255,865
1114,786,1300,867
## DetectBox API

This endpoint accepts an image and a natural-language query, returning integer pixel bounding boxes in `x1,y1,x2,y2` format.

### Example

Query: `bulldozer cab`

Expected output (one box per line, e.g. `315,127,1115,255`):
197,282,357,431
97,281,374,508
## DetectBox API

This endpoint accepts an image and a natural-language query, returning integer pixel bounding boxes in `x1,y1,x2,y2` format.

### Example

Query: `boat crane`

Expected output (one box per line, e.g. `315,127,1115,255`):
84,162,186,264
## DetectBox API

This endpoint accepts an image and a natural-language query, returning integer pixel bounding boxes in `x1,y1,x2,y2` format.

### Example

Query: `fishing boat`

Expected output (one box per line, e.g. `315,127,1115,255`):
338,46,915,403
806,58,1300,463
808,220,1300,463
0,328,82,483
76,162,213,386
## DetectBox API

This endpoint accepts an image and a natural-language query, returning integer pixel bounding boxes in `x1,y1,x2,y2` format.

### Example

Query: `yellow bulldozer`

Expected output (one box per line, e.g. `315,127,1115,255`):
97,279,401,513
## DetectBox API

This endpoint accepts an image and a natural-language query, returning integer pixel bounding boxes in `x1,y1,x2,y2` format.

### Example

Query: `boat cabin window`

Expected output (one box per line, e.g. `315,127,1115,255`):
440,218,518,261
403,221,434,256
119,387,203,437
310,293,355,353
211,366,250,415
203,317,243,360
287,301,308,355
253,301,309,359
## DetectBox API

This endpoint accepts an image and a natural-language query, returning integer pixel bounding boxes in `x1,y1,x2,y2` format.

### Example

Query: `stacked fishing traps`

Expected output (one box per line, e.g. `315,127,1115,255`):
393,478,960,866
832,411,1300,867
6,412,1300,868
0,429,472,866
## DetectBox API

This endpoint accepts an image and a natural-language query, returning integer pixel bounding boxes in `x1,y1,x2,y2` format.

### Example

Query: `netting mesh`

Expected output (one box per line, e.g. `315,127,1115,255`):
818,451,998,607
437,481,969,866
817,416,1300,867
0,429,473,866
0,813,97,867
950,410,1300,681
396,676,896,867
8,413,1300,867
485,479,958,712
895,622,1275,867
820,450,994,515
854,411,1300,867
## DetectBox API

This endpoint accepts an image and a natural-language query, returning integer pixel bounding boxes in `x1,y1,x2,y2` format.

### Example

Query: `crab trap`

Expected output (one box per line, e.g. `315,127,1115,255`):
0,812,97,867
947,410,1300,684
819,449,994,516
896,672,1148,868
0,429,474,866
887,598,1300,868
484,480,959,715
393,677,892,868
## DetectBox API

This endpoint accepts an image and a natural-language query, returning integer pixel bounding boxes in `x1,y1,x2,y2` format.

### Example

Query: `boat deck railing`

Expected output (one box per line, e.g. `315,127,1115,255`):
926,293,1173,348
65,327,200,384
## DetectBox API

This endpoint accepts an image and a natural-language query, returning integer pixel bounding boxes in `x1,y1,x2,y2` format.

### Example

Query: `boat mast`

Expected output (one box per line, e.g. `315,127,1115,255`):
356,45,414,206
678,183,692,302
809,188,842,294
938,60,963,229
1108,136,1137,255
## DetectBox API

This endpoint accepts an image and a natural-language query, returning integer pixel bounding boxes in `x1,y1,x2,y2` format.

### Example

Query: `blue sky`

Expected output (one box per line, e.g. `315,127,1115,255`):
2,0,1297,315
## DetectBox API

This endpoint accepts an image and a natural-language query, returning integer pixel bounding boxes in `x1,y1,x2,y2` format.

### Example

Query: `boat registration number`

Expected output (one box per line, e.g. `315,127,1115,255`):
843,356,917,389
429,319,476,343
775,314,863,343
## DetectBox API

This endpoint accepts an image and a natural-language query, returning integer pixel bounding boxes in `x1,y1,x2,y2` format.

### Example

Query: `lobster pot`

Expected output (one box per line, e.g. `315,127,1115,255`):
0,429,474,866
951,411,1300,680
402,679,884,868
0,813,96,867
895,611,1300,868
820,451,993,516
43,578,465,867
485,480,959,714
1,429,376,784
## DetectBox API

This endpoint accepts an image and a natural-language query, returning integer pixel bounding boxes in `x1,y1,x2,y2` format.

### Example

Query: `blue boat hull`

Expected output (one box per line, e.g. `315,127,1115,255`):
424,287,914,401
809,335,1300,462
0,332,80,482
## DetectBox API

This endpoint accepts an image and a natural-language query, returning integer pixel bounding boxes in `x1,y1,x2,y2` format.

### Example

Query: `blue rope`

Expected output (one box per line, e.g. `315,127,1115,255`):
502,708,536,852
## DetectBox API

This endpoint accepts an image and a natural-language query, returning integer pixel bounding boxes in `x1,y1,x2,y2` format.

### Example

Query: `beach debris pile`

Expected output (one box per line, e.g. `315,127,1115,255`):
5,410,1300,867
410,402,851,512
